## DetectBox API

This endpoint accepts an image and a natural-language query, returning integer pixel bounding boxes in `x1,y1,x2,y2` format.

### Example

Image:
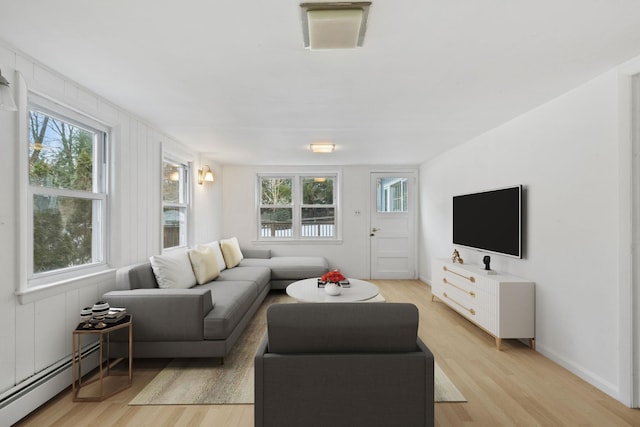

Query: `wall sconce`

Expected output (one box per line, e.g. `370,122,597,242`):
198,165,215,185
0,69,17,111
310,142,335,153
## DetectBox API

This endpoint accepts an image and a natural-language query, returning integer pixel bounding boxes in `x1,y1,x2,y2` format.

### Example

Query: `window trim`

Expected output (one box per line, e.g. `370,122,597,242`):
256,172,341,241
20,94,110,292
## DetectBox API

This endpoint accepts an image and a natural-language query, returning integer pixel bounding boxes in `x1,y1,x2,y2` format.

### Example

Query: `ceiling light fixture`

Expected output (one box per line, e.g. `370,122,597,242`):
310,142,335,153
300,2,372,50
0,69,17,111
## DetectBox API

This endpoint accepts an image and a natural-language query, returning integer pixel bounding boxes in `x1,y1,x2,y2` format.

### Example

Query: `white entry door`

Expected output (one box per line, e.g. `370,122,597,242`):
370,172,416,279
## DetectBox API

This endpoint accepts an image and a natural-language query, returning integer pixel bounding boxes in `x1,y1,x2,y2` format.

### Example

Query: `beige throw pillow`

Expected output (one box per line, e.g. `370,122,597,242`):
220,237,244,269
200,241,227,271
188,246,220,285
150,250,197,289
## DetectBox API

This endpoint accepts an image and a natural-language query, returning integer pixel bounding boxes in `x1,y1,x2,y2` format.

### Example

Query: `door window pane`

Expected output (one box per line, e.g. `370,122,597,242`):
377,177,408,212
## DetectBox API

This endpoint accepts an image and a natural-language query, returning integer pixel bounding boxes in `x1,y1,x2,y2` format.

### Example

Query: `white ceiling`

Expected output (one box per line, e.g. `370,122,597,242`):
2,0,640,166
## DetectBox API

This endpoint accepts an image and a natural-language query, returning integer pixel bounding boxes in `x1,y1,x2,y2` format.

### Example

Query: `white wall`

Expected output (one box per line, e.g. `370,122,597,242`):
0,40,219,423
419,67,628,401
221,165,417,279
193,156,224,243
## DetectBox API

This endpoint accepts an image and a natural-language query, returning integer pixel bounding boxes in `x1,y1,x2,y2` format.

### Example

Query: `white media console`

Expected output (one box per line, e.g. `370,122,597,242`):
431,259,535,351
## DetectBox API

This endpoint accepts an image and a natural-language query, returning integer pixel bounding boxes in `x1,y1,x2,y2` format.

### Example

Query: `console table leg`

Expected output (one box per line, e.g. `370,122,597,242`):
529,338,535,350
495,337,502,351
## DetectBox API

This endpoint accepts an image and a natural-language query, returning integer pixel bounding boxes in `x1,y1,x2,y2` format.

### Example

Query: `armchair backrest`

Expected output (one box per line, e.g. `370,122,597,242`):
266,302,419,354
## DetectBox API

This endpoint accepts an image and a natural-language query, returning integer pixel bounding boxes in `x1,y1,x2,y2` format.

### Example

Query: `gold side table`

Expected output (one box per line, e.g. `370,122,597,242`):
71,315,133,402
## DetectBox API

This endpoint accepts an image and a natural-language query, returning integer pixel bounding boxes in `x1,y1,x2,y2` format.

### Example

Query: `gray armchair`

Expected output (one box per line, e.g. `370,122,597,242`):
254,302,434,427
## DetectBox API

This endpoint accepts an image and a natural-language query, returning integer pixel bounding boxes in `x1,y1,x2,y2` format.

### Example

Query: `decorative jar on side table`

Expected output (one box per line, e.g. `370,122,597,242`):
71,315,133,401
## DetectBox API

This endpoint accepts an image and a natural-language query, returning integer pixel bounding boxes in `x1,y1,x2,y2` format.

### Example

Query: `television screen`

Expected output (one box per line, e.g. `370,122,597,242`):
452,185,522,258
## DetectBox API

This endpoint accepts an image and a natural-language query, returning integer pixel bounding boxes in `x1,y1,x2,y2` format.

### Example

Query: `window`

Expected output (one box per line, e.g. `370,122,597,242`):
377,177,408,213
259,174,337,239
27,101,108,284
162,159,190,249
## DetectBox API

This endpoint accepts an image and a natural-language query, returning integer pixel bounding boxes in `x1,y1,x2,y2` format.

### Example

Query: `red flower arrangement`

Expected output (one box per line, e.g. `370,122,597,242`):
321,270,346,283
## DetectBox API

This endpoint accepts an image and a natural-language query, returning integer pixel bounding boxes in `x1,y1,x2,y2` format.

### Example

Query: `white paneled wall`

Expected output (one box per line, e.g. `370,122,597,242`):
0,40,207,424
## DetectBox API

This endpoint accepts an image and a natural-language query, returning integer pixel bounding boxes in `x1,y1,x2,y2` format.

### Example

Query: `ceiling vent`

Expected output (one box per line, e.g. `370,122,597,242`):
300,2,372,50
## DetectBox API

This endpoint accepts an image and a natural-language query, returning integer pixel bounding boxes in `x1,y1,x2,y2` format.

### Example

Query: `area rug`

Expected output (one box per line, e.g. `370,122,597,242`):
129,293,466,405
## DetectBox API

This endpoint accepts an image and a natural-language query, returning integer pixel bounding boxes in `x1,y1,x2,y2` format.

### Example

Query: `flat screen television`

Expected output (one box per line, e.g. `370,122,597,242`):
452,185,522,258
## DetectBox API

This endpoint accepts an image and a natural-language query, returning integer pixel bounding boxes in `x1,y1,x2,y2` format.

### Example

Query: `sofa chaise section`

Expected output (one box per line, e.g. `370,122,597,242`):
239,249,329,290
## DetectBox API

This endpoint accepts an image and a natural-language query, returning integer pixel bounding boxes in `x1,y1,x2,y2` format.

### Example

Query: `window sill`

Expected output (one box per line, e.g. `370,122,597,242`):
16,268,117,305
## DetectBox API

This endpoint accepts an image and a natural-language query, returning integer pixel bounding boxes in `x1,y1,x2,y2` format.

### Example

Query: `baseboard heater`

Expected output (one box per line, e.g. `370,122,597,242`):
0,343,100,425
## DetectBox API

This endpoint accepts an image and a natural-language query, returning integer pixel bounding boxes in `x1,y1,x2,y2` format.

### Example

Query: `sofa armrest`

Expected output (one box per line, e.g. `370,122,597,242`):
102,288,214,341
241,248,271,259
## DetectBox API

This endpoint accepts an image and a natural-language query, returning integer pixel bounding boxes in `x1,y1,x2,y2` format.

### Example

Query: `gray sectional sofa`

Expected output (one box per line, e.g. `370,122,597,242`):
102,247,328,360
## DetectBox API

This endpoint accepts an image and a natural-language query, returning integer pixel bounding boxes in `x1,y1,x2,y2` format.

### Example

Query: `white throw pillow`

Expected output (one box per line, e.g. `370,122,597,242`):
220,237,244,269
150,250,197,289
189,246,220,285
200,241,227,271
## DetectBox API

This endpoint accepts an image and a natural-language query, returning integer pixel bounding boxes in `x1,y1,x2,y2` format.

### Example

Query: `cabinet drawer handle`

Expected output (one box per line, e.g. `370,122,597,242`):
443,266,475,283
443,292,476,315
442,278,476,297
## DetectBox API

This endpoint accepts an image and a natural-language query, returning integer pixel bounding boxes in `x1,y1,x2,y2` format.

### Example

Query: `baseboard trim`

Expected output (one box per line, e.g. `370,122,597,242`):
536,342,619,402
0,344,100,425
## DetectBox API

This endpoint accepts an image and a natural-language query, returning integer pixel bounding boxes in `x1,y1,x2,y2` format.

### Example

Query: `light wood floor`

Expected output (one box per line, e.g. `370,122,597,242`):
14,280,640,427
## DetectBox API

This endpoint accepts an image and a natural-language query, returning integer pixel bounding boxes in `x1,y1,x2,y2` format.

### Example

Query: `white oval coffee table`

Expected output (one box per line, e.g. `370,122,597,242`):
286,278,381,302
